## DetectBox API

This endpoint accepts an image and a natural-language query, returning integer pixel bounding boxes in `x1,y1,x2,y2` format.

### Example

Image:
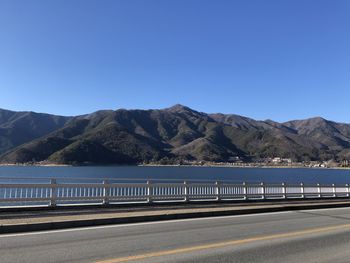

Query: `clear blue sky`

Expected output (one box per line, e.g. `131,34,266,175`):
0,0,349,122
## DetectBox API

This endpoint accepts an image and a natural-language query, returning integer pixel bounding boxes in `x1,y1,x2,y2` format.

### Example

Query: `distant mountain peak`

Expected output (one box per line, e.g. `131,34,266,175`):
286,116,327,123
284,116,331,129
308,116,328,122
165,104,196,113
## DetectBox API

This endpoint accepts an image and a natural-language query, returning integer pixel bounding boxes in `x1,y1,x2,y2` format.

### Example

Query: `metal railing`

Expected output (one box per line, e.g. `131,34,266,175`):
0,178,349,207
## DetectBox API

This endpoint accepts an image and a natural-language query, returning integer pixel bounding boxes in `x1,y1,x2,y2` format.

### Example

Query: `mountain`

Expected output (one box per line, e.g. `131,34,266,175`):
1,105,350,165
0,109,72,155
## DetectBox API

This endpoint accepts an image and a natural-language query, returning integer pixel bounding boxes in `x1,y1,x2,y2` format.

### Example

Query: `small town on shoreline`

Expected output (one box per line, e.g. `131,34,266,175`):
144,157,350,169
2,157,350,169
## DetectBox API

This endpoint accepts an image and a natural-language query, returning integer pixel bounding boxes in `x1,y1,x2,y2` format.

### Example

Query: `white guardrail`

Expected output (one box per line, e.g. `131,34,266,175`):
0,178,349,207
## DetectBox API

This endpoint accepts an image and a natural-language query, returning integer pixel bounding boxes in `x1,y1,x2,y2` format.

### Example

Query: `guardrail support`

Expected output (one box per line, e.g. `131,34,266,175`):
147,181,152,203
243,182,247,200
317,183,321,198
50,179,57,207
347,184,350,197
184,181,189,202
332,184,336,197
261,182,265,199
282,183,286,199
102,180,109,205
300,183,304,198
215,181,221,201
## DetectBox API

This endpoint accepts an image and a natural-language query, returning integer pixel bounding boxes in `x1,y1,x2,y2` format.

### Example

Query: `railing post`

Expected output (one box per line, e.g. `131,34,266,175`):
243,182,247,200
282,183,286,199
103,180,109,205
50,179,57,207
317,183,321,198
215,181,221,201
300,183,304,198
261,182,265,199
184,181,189,202
147,180,152,203
347,184,350,197
332,184,336,197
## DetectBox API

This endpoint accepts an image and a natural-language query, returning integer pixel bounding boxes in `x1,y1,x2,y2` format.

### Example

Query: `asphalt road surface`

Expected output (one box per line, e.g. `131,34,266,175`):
2,207,350,263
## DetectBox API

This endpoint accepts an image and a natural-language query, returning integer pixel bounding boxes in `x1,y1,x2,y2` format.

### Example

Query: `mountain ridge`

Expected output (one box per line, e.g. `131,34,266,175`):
1,105,350,165
0,108,72,155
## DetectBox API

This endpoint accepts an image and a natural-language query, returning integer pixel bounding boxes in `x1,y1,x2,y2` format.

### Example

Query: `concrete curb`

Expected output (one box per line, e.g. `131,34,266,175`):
1,201,350,234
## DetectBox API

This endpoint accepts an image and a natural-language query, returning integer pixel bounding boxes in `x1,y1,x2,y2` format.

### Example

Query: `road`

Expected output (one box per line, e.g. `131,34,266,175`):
1,207,350,263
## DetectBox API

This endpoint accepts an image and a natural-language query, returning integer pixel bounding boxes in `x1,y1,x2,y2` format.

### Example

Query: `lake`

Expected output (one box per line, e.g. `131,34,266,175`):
1,166,350,184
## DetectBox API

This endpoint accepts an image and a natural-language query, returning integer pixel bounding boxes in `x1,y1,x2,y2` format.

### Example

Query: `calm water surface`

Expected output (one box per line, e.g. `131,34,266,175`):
1,166,350,184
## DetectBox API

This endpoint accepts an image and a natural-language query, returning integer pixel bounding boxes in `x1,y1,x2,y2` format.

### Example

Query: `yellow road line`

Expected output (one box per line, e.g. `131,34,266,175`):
95,223,350,263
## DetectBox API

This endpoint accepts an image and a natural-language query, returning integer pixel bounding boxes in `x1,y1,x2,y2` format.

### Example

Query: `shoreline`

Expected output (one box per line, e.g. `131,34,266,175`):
0,163,349,170
139,164,350,170
0,163,72,167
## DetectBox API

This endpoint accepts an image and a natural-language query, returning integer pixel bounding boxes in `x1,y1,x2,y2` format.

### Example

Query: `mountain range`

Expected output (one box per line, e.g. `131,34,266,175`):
1,105,350,165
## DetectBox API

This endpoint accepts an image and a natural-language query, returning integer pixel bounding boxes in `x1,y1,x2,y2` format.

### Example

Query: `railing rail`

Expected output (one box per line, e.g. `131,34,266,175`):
0,179,349,207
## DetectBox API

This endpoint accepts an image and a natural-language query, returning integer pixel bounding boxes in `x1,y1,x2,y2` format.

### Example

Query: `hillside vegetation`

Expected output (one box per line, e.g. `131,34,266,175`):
1,105,350,165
